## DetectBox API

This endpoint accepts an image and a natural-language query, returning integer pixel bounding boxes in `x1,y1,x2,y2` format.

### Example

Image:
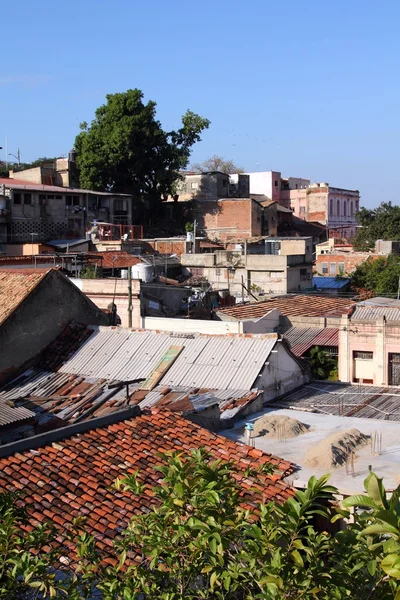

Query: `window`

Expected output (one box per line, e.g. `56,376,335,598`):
295,183,298,189
23,193,32,205
330,262,337,275
350,201,354,215
322,262,328,274
215,268,221,277
353,351,373,360
274,180,278,187
300,268,308,277
47,195,54,200
299,206,306,213
338,262,345,273
55,195,62,200
114,198,126,212
343,202,347,216
270,271,283,279
191,182,199,190
337,200,340,216
13,192,21,204
66,195,80,207
330,198,333,215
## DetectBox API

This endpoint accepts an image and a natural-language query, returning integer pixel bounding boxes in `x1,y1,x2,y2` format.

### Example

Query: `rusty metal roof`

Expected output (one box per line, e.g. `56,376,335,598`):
283,327,339,356
218,295,355,320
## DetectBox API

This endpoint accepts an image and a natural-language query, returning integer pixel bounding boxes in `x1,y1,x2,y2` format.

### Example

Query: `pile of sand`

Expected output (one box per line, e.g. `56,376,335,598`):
304,428,369,470
252,414,310,439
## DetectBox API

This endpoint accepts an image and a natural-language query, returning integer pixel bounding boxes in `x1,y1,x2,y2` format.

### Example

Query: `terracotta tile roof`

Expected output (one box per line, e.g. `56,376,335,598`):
89,251,142,269
217,295,355,320
0,269,50,326
0,409,295,563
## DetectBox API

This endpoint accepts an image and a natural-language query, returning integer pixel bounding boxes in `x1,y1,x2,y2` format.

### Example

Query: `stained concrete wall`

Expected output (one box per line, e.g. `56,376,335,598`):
258,342,308,401
0,270,110,378
72,278,141,328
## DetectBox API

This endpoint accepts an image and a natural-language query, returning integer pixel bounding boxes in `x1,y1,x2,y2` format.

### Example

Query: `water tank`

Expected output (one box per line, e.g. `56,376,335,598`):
68,148,77,163
120,269,128,279
186,231,193,242
131,263,154,283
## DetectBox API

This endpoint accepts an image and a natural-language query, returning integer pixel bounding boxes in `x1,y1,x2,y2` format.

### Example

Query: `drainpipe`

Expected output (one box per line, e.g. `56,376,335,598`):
128,267,133,328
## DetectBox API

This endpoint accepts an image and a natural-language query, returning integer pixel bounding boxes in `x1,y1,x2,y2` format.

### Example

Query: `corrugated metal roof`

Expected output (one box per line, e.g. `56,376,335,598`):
0,400,34,427
60,329,277,391
352,305,400,321
283,327,339,356
313,277,350,289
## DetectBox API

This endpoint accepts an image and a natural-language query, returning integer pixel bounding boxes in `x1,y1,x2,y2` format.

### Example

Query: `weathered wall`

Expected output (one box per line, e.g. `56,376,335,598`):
72,278,141,328
143,309,280,335
259,342,307,401
0,271,110,376
315,253,378,276
194,199,261,241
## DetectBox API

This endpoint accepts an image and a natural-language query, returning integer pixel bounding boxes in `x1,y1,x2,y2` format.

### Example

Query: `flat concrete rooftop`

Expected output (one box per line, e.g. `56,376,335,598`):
223,407,400,495
274,382,400,422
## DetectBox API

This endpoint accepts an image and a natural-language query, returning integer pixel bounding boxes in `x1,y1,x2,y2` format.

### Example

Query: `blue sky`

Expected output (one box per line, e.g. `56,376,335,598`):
1,0,399,207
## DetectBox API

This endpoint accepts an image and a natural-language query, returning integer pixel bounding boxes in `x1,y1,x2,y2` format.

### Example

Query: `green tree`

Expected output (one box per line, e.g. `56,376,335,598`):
308,345,338,380
2,452,400,599
191,155,244,174
353,202,400,251
352,254,400,297
74,89,210,213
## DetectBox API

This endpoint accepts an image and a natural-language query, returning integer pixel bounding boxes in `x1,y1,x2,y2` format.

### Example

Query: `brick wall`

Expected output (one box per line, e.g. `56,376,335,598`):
315,253,378,276
195,199,261,241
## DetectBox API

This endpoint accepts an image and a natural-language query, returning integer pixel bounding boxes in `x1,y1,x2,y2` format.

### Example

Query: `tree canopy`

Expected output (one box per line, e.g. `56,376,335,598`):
2,449,400,599
353,202,400,251
352,254,400,297
74,89,210,208
191,154,244,174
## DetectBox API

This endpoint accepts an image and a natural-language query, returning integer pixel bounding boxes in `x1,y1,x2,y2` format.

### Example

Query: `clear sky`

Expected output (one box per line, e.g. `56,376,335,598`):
1,0,399,207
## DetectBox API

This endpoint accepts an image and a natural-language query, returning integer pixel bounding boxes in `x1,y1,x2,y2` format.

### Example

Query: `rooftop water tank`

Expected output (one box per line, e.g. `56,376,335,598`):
131,263,154,283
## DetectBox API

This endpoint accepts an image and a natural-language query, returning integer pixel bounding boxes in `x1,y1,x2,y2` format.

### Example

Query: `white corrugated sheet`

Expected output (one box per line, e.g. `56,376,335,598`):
352,306,400,321
60,329,277,391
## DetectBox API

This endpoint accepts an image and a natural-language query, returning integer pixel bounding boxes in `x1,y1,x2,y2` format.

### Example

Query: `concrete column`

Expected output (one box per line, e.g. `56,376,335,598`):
375,316,386,386
338,315,350,382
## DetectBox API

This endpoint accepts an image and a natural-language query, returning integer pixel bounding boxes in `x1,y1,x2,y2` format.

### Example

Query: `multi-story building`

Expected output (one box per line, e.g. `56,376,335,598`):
290,183,360,238
0,154,134,244
174,171,250,201
181,236,313,297
339,299,400,386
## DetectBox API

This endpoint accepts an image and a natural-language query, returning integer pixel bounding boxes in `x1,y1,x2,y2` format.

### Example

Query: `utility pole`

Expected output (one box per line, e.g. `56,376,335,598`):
241,275,245,303
397,276,400,301
192,219,197,253
128,267,133,328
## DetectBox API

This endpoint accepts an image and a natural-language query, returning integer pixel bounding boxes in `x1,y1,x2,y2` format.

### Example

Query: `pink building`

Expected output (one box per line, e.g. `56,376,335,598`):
339,301,400,386
290,183,359,239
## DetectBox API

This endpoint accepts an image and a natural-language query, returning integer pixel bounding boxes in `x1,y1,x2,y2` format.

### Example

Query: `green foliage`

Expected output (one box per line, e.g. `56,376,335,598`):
2,452,400,598
185,222,194,233
308,346,338,380
80,265,101,279
351,254,400,296
353,202,400,251
74,89,210,210
191,155,244,174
